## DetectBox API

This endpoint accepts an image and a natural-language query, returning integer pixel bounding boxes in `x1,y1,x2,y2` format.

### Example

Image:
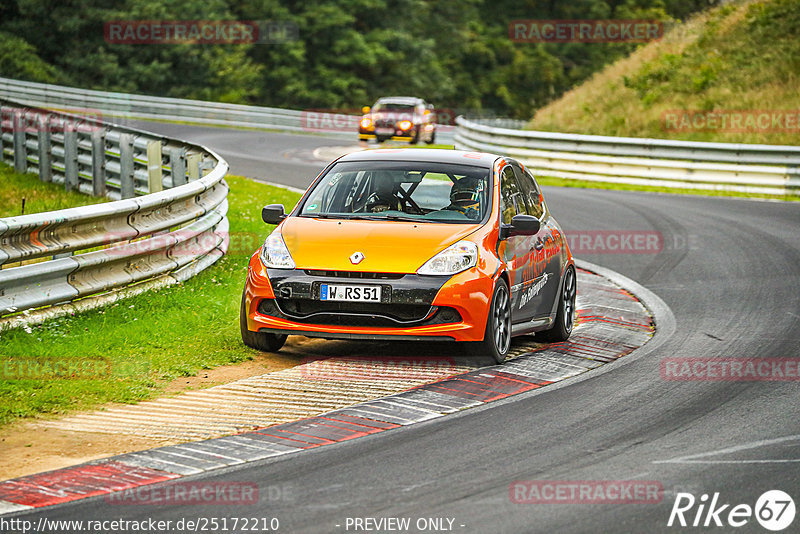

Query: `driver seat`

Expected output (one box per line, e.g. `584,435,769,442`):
367,172,402,212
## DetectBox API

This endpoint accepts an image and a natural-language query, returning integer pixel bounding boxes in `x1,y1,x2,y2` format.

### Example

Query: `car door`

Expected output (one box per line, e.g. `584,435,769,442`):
499,164,537,324
511,162,561,320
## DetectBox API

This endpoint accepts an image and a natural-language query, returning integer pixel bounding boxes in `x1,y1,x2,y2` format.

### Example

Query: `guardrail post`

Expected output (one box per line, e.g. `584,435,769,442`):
91,128,106,196
37,114,52,183
63,122,78,192
146,140,163,193
0,106,5,165
12,109,27,173
170,147,187,186
787,167,800,192
187,153,201,181
119,132,135,198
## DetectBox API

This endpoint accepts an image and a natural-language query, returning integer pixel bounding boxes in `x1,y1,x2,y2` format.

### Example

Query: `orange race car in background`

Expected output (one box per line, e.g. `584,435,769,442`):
241,149,575,363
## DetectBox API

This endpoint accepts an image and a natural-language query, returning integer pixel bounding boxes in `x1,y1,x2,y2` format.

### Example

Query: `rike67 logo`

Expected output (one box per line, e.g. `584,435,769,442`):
668,490,795,531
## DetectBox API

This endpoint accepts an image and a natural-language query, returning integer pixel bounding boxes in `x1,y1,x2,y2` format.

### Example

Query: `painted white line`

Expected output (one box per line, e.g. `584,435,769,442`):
653,434,800,464
312,145,365,162
153,448,229,468
656,460,800,464
177,446,245,465
119,454,203,476
378,399,445,417
0,500,33,515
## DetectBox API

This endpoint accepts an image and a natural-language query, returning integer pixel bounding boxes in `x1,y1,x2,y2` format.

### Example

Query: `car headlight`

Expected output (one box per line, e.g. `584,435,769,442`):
417,240,478,276
360,117,372,129
398,120,412,130
260,230,295,269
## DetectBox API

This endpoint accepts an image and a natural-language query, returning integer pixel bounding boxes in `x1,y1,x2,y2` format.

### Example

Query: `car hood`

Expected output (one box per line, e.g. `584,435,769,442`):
280,217,480,273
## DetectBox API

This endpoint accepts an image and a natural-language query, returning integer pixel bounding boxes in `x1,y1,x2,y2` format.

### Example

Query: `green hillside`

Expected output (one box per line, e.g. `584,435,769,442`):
530,0,800,145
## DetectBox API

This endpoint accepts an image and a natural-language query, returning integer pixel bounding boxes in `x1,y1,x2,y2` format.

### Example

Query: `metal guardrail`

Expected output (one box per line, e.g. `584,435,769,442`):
0,76,458,143
455,117,800,195
0,76,335,135
0,98,229,320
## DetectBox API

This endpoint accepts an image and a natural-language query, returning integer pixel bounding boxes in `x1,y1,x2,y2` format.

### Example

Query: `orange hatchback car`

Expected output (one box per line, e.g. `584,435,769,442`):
241,149,575,363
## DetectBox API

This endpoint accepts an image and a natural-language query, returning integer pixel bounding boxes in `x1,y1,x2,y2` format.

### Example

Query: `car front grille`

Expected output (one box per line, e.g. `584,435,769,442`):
304,270,404,280
258,298,461,328
277,299,432,323
375,118,396,128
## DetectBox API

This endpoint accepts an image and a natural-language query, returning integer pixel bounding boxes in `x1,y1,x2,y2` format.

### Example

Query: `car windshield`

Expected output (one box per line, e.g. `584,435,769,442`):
300,160,492,223
373,102,415,112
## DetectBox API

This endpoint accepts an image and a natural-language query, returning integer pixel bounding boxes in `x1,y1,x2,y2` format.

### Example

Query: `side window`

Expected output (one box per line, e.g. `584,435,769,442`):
524,169,545,218
500,166,527,224
512,163,543,219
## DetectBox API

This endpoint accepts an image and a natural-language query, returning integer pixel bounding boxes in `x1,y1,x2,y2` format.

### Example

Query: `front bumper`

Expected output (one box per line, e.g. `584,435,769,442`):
359,131,413,142
243,257,493,342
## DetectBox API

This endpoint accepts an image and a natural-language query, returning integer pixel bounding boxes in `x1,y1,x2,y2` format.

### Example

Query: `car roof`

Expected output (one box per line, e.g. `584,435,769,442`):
375,96,424,105
337,148,500,169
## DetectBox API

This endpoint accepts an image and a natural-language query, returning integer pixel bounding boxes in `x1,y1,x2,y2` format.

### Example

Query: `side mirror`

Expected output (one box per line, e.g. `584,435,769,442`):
501,214,540,239
361,106,371,114
262,204,286,225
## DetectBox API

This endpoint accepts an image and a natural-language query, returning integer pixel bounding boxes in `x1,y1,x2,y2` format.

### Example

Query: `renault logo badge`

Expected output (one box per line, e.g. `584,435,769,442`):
350,252,365,265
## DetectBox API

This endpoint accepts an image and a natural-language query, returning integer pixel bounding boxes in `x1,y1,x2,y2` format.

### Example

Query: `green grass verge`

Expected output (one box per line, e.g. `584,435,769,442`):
536,175,800,201
0,163,107,217
0,174,302,426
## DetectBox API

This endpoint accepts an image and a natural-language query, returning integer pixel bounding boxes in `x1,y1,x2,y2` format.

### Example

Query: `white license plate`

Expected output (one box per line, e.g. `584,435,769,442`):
321,284,381,302
376,127,394,136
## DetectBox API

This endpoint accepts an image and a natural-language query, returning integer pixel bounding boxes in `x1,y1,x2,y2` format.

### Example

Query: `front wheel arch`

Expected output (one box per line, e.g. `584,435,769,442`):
467,276,512,364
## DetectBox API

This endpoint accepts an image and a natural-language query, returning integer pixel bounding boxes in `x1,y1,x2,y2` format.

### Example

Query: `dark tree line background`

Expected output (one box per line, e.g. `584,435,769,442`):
0,0,719,119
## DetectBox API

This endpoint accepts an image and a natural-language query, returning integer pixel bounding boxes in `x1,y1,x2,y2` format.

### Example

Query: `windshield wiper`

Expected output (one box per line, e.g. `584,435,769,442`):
349,214,431,223
299,213,344,219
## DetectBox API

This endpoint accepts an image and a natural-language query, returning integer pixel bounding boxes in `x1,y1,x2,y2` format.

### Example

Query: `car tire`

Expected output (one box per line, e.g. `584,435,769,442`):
410,128,420,144
425,130,436,145
537,265,576,343
240,291,287,352
470,279,512,364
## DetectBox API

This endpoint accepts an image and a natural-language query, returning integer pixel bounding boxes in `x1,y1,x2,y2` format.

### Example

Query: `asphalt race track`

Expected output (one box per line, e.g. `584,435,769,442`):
12,121,800,533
